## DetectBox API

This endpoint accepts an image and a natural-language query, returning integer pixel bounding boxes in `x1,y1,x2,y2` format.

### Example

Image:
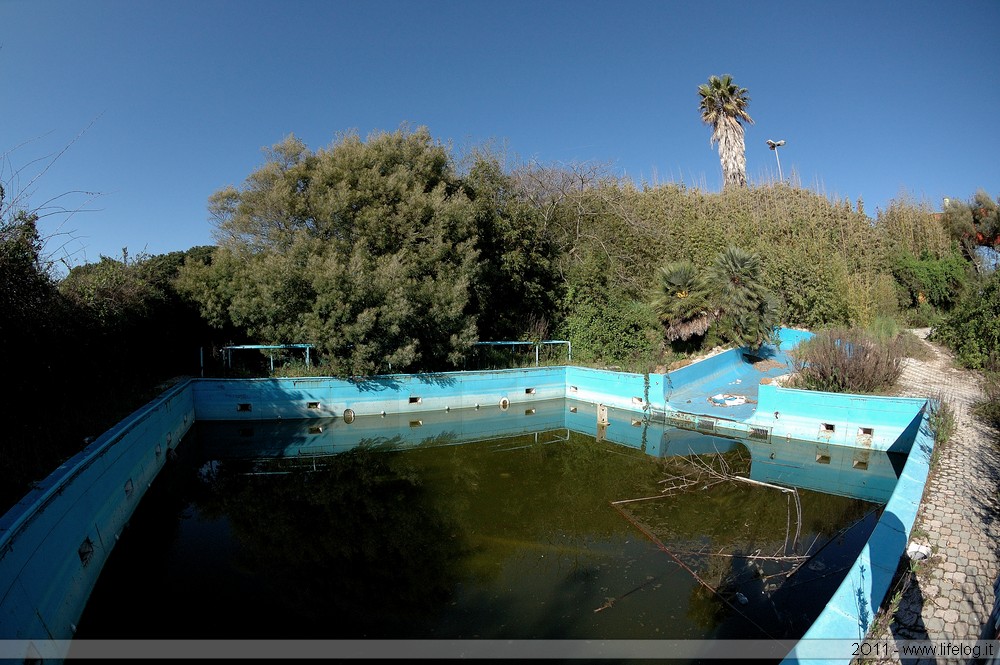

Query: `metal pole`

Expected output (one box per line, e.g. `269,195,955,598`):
767,140,785,182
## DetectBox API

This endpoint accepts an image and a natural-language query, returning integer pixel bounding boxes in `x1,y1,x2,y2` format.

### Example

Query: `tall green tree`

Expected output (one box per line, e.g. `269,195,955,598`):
698,74,754,189
462,152,561,340
0,211,56,341
178,126,481,375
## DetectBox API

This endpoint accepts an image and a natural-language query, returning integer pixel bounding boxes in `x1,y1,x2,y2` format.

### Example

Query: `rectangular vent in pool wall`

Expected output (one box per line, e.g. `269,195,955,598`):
525,388,536,395
569,406,578,413
78,538,95,566
632,397,644,406
666,415,695,429
853,458,869,471
749,427,770,441
695,418,716,433
409,396,422,404
308,426,323,434
857,427,874,444
569,386,578,393
409,420,423,428
525,409,535,415
124,478,134,498
631,419,642,427
819,423,835,438
816,454,831,464
307,402,321,410
237,403,252,412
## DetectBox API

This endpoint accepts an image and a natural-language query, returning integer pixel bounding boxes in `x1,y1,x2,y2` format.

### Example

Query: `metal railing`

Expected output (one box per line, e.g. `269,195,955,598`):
472,340,572,367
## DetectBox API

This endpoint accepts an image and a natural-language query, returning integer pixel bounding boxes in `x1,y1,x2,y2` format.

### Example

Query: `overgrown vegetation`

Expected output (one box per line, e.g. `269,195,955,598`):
930,268,1000,370
973,368,1000,429
928,396,956,454
653,246,778,350
4,122,998,511
789,327,904,394
918,259,1000,438
0,217,216,508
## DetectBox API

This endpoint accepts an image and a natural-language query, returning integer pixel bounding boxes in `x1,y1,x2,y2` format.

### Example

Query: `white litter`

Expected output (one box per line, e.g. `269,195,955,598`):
709,393,747,407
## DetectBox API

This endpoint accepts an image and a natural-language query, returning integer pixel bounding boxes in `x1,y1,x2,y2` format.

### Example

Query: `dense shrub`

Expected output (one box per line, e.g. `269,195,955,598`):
764,240,852,328
931,269,1000,369
653,247,779,349
790,327,903,394
891,250,968,311
559,296,661,368
546,182,891,333
653,259,713,342
557,251,661,368
704,246,779,348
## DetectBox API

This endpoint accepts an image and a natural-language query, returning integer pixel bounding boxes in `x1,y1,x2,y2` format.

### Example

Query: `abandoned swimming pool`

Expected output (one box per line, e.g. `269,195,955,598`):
0,332,936,663
73,401,890,646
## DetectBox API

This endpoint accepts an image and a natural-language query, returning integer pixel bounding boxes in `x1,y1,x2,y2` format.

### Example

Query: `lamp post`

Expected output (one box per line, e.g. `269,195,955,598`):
766,139,785,181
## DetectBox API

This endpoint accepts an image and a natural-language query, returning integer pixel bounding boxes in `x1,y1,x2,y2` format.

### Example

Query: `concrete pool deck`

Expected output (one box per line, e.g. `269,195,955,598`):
869,329,1000,664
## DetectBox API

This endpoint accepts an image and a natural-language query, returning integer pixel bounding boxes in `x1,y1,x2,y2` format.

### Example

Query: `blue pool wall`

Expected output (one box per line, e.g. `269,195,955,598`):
0,381,194,644
750,385,927,453
189,366,661,422
779,406,936,665
191,367,567,420
662,326,808,406
658,328,926,455
0,345,933,658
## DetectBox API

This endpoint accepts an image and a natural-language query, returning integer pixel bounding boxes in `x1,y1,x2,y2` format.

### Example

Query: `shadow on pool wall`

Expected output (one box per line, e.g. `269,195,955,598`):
0,327,933,663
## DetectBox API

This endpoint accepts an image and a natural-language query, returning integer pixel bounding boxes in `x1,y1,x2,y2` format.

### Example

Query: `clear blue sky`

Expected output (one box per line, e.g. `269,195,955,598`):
3,0,998,270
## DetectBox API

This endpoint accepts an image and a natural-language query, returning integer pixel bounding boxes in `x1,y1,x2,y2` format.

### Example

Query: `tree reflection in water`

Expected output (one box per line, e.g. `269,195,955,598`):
196,447,468,638
77,425,882,643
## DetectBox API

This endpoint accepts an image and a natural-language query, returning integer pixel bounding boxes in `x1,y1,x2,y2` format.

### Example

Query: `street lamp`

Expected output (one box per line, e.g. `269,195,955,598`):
766,139,785,181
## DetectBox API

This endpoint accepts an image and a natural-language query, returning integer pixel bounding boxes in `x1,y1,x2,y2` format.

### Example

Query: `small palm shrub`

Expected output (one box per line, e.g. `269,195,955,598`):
652,260,713,342
790,327,903,394
709,246,779,348
653,247,778,351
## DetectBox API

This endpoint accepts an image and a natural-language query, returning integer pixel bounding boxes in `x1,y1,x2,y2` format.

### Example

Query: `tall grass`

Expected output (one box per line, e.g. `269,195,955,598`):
973,366,1000,430
790,327,904,394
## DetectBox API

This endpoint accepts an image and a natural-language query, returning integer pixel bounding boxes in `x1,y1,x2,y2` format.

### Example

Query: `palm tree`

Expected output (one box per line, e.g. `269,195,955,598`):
708,246,778,348
653,260,714,341
698,74,754,189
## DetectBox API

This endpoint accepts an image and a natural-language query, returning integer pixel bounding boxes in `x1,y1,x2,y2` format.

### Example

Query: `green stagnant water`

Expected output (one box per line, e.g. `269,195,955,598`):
74,399,892,644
